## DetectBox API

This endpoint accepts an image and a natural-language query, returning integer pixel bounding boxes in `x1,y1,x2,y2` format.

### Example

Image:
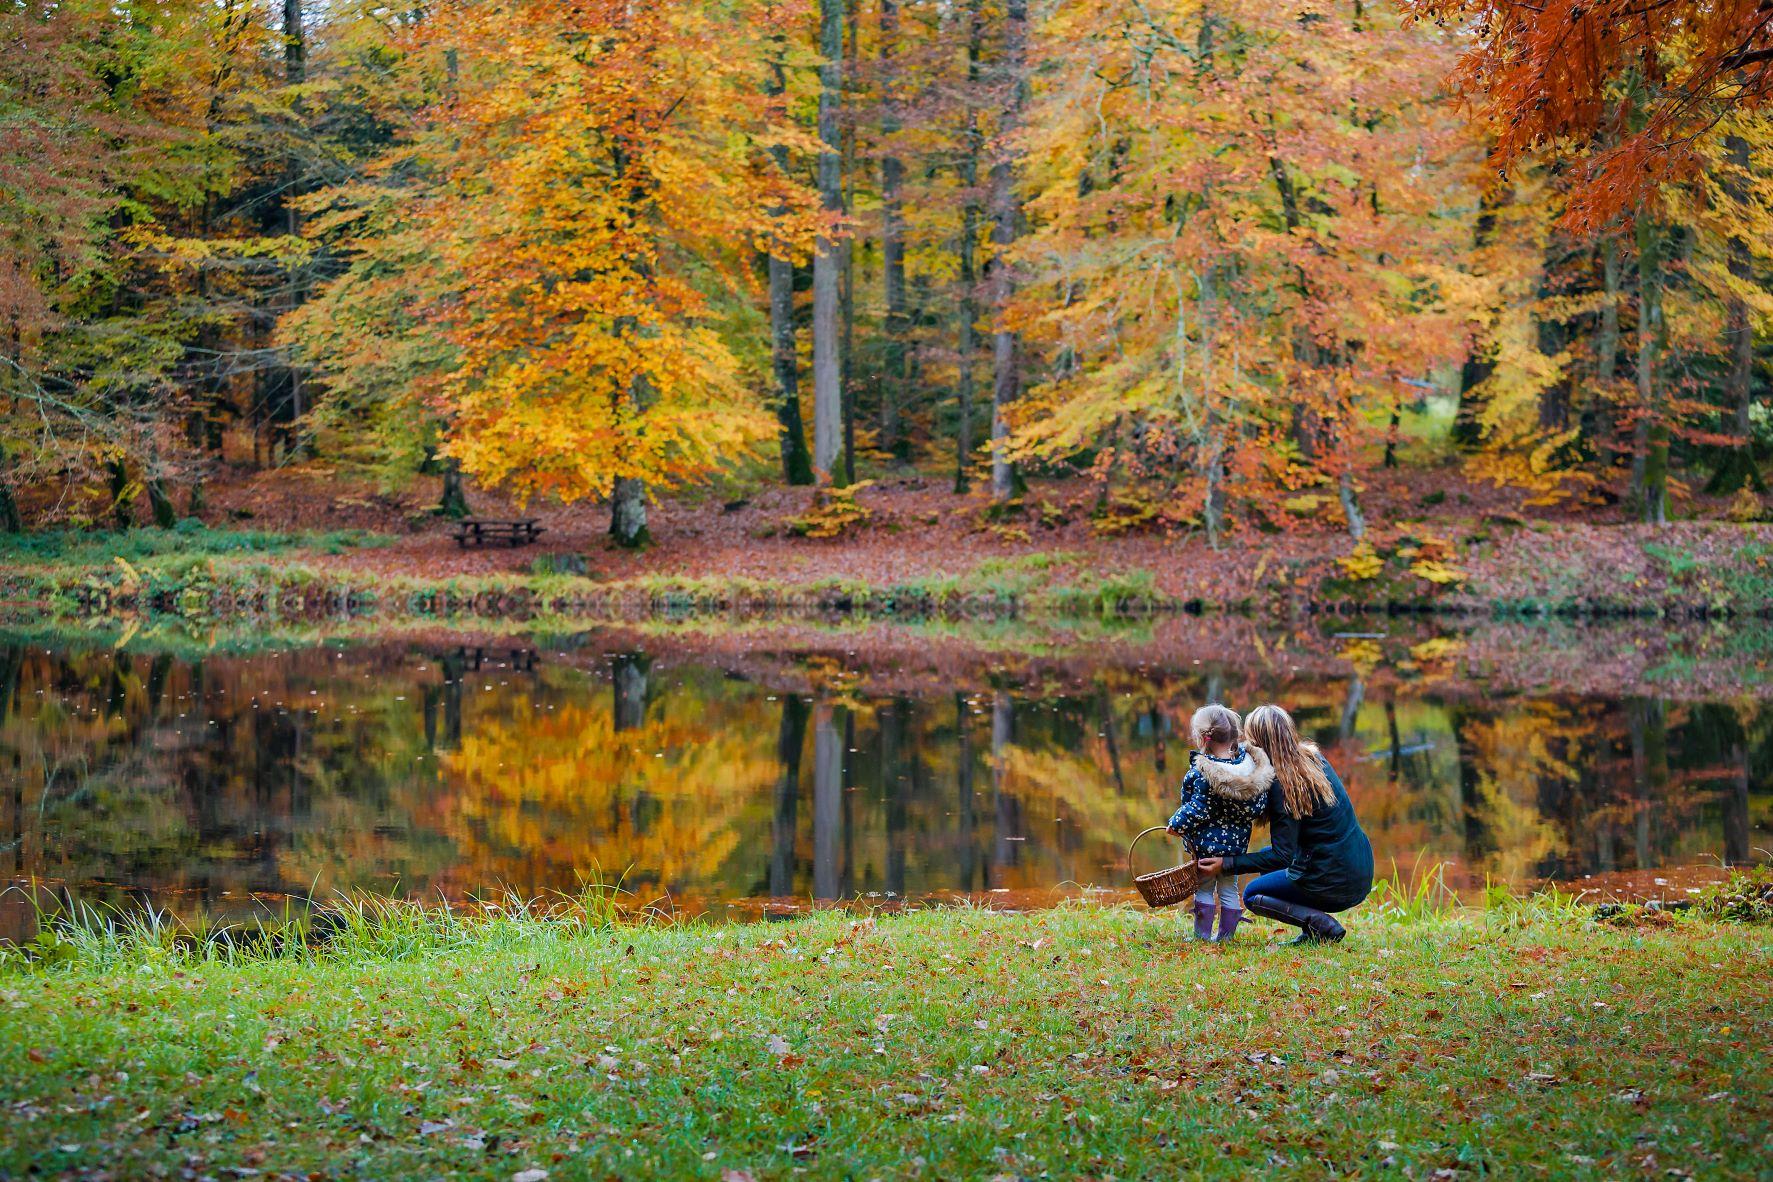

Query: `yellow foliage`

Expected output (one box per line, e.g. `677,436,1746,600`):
1410,559,1468,585
1409,636,1465,663
1726,488,1765,523
1336,543,1386,581
786,482,875,539
296,0,826,508
1338,638,1384,671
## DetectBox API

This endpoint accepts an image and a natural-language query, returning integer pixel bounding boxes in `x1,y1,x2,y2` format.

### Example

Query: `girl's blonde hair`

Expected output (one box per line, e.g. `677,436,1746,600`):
1243,704,1333,818
1189,703,1241,750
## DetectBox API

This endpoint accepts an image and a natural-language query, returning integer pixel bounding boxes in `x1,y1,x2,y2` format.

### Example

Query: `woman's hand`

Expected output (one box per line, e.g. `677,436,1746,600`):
1195,856,1225,875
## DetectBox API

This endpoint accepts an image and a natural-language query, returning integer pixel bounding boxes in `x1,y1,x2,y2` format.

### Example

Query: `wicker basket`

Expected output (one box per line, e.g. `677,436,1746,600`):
1128,825,1201,908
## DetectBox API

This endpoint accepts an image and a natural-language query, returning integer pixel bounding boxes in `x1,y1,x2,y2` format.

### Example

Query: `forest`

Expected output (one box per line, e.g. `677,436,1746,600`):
3,0,1770,551
5,8,1773,1177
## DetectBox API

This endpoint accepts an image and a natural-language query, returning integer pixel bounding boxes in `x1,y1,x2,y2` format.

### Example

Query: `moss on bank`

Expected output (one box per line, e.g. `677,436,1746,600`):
2,898,1768,1180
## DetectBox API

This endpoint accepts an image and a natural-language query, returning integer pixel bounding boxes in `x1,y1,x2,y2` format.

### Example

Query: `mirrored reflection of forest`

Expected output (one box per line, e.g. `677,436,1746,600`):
1,635,1766,938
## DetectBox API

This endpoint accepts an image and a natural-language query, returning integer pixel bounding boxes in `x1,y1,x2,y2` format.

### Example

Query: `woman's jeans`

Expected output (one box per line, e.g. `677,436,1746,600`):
1242,870,1367,913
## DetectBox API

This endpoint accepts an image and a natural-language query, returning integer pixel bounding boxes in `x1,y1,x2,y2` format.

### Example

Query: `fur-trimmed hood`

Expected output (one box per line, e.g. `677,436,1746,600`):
1192,744,1275,802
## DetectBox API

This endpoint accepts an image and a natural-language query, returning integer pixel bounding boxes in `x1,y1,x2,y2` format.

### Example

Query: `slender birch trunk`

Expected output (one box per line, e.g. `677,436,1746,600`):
811,0,845,481
987,0,1028,501
878,0,908,462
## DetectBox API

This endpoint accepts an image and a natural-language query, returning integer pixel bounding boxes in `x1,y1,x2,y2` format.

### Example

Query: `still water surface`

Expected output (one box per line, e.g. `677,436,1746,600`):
1,631,1766,935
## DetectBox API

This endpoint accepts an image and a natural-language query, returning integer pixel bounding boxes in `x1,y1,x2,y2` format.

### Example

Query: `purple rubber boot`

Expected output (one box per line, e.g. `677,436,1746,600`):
1216,907,1244,942
1192,900,1216,941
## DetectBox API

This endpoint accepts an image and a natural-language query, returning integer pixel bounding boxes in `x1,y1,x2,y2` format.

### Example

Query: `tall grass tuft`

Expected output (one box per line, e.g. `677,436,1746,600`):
3,872,643,972
1362,858,1461,924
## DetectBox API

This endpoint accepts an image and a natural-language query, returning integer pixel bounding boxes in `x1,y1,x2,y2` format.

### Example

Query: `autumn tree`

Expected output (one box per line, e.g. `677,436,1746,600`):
293,0,826,545
1005,0,1472,541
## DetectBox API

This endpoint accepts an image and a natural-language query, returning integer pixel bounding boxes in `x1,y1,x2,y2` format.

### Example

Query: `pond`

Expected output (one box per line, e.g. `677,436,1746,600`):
1,624,1767,940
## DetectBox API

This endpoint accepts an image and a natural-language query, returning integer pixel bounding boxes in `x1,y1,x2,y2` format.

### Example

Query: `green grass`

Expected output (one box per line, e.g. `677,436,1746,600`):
0,522,388,567
2,898,1767,1180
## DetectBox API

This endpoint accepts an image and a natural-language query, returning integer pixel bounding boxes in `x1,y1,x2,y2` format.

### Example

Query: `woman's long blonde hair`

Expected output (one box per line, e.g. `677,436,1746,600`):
1244,704,1333,818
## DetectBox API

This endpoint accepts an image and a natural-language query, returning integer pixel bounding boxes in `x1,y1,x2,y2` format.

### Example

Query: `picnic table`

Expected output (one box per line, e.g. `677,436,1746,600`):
451,517,544,548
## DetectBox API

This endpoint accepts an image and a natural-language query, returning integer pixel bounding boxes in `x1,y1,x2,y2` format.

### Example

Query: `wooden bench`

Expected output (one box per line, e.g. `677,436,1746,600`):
451,518,544,548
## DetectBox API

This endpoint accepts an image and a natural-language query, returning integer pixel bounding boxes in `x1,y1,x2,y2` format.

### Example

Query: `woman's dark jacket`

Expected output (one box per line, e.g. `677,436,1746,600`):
1226,754,1373,908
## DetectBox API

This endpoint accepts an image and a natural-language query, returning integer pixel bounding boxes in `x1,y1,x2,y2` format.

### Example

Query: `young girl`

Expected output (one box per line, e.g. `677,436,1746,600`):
1166,704,1274,941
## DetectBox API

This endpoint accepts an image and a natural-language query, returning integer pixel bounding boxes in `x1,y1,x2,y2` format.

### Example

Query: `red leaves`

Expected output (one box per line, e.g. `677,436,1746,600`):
1404,0,1773,228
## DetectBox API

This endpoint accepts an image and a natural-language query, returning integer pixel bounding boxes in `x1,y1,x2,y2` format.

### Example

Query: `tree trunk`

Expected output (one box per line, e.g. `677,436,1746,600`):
1710,134,1762,493
811,0,846,482
1629,216,1668,524
1337,468,1367,541
954,0,986,494
1594,235,1623,385
770,254,814,486
878,0,909,463
987,0,1028,501
609,281,652,547
766,44,814,486
1452,180,1506,449
841,1,859,487
1535,236,1574,431
147,479,177,529
109,459,133,530
1198,264,1226,547
283,0,305,86
610,475,649,548
437,456,470,519
1588,233,1624,459
281,0,308,459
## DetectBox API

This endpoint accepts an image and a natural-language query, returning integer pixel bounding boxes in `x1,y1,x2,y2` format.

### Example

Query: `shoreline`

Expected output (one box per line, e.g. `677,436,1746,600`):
5,474,1773,626
8,533,1773,626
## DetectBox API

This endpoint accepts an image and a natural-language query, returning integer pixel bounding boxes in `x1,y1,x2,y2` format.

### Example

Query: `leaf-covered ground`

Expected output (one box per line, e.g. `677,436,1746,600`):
13,463,1772,618
2,908,1767,1180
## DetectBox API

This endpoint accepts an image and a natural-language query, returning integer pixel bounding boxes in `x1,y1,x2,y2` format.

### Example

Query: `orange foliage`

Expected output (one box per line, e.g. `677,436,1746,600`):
1406,0,1773,229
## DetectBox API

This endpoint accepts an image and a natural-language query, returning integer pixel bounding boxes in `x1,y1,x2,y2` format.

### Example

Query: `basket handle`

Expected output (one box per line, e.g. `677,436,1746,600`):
1128,825,1192,873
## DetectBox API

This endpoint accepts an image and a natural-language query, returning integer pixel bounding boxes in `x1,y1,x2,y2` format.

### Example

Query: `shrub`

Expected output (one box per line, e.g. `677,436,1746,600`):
1696,867,1773,924
785,482,875,539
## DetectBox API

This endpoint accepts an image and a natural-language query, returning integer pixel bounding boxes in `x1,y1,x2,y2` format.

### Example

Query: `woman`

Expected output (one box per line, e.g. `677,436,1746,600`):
1194,704,1373,944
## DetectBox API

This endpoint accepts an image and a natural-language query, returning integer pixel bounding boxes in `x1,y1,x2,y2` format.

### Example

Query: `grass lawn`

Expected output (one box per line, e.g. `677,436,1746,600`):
1,904,1767,1180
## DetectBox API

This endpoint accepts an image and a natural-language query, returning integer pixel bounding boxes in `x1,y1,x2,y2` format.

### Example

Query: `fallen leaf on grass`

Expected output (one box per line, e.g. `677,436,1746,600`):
512,1170,549,1182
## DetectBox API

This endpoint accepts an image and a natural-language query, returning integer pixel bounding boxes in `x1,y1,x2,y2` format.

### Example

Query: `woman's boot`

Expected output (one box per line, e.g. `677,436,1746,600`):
1243,893,1346,944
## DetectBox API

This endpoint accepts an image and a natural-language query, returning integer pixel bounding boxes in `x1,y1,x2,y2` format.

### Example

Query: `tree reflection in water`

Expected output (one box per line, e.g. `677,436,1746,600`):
0,634,1767,939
